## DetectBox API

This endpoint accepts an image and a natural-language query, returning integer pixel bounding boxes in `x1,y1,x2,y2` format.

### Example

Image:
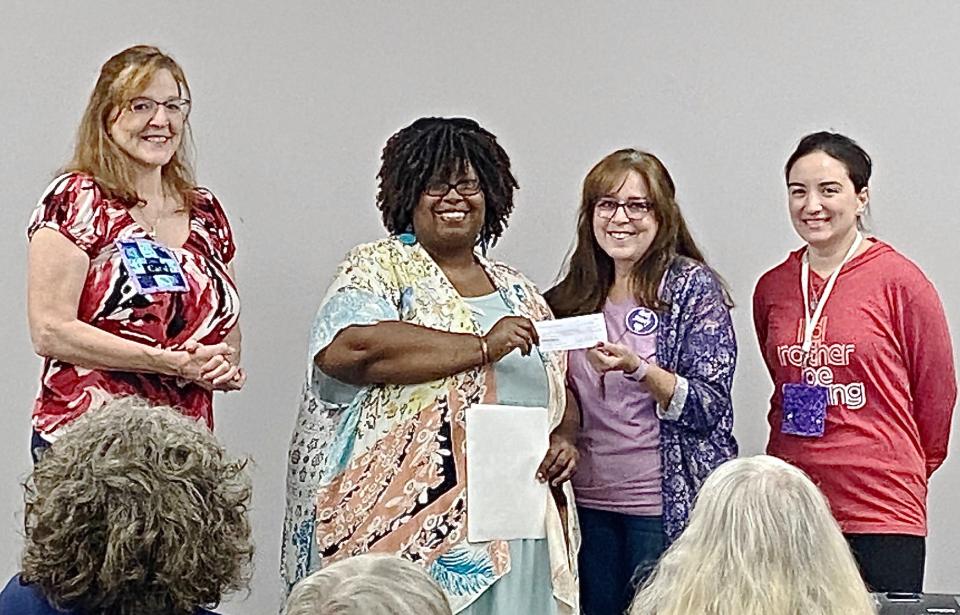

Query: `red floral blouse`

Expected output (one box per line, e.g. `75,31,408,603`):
27,173,240,436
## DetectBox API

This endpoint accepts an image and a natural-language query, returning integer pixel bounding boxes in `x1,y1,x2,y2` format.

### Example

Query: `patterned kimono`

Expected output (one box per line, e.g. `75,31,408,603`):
656,256,739,541
282,238,579,613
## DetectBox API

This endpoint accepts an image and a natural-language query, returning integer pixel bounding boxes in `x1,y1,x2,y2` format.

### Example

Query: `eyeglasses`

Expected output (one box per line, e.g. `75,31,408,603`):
594,197,654,220
125,97,191,121
423,178,482,197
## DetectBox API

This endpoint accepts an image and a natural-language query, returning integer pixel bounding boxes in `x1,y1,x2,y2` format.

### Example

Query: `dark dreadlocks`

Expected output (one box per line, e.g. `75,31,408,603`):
376,117,519,249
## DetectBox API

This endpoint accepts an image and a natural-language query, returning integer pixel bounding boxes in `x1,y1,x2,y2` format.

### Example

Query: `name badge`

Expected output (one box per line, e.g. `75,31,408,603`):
781,382,828,437
116,238,188,295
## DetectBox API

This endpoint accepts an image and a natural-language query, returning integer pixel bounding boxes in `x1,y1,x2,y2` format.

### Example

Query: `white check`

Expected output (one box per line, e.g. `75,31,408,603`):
534,313,607,352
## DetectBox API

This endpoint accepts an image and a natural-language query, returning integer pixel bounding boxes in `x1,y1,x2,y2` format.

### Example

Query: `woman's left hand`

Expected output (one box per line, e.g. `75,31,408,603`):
586,341,642,374
537,429,579,486
182,339,246,391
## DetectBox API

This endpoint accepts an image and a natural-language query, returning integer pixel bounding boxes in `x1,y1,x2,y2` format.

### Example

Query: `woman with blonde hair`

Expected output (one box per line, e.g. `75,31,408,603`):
629,455,876,615
285,554,452,615
26,45,243,461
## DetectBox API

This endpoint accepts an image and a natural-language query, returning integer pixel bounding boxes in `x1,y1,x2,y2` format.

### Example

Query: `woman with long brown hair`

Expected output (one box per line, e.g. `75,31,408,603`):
25,45,244,460
545,148,737,615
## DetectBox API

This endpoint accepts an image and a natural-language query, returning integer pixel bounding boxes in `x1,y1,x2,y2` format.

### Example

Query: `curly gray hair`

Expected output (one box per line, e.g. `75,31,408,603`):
20,397,253,615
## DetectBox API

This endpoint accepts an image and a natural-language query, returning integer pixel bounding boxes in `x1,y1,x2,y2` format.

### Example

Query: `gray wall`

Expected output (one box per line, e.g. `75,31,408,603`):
2,2,958,613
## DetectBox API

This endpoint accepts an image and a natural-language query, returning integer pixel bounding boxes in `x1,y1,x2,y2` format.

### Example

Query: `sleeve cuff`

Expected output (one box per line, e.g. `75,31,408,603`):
657,375,688,421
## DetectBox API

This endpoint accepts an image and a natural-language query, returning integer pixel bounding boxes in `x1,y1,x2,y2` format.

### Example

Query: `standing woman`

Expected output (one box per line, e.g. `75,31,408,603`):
546,149,737,615
283,117,579,614
26,45,244,458
754,131,956,593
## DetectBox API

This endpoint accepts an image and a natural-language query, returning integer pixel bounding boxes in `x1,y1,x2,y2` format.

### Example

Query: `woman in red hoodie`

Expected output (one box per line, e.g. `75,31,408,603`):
753,131,956,593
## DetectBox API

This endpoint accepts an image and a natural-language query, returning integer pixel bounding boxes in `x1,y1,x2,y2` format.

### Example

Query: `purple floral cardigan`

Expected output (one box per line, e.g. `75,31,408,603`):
655,256,738,541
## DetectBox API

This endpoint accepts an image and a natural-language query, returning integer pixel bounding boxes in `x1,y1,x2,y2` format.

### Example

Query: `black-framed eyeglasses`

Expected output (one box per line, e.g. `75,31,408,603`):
423,178,482,197
125,97,192,121
594,197,653,220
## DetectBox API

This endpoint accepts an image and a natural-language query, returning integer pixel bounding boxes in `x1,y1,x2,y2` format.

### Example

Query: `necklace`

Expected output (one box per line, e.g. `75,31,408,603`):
138,189,169,235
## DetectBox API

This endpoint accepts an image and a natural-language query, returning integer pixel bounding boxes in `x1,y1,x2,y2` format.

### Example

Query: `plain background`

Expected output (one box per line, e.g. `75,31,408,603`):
2,2,959,613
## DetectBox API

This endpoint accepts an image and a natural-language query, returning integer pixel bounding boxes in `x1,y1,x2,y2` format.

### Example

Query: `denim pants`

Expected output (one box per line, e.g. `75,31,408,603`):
577,506,666,615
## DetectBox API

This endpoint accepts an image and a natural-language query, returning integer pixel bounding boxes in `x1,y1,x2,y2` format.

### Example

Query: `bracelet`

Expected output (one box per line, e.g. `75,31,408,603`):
478,335,490,365
624,358,650,382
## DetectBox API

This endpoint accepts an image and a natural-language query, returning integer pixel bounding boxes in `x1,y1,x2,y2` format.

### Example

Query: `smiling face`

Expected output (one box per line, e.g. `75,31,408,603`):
108,68,185,170
592,170,660,270
412,163,486,255
787,151,868,252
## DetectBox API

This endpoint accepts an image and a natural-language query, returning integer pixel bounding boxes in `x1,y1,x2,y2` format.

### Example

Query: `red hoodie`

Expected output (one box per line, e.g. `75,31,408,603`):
753,240,956,535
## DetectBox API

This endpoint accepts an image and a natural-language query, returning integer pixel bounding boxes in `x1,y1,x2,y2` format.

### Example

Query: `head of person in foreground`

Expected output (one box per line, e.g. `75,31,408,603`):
17,397,253,615
285,553,453,615
629,455,876,615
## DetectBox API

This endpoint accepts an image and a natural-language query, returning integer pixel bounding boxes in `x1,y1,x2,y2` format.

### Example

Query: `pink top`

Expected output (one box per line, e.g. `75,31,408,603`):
568,299,663,515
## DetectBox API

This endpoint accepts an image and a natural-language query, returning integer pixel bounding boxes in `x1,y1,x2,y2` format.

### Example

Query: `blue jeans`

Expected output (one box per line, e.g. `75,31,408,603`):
577,506,665,615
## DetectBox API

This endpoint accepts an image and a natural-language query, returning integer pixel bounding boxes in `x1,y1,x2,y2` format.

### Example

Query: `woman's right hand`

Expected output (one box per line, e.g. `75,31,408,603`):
483,316,539,362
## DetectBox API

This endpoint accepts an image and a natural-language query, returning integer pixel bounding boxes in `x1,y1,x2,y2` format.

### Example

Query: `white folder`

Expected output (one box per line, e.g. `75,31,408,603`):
465,404,550,543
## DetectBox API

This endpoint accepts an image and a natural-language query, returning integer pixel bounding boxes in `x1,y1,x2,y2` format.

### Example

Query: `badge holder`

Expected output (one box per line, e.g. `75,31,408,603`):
116,238,188,295
781,381,828,437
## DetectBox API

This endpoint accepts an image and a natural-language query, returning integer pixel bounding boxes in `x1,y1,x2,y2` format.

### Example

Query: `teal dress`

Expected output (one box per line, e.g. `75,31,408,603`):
461,292,557,615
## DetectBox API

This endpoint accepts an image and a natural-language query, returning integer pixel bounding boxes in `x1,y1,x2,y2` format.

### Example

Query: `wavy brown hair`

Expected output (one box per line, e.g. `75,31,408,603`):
64,45,196,207
545,148,726,316
20,397,253,615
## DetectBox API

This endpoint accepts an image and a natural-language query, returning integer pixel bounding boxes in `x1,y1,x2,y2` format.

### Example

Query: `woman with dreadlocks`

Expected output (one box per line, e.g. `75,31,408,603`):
281,117,580,614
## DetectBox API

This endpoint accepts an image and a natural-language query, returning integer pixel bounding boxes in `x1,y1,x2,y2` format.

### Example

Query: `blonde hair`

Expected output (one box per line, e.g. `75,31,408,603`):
21,397,253,615
630,455,876,615
65,45,196,206
285,554,452,615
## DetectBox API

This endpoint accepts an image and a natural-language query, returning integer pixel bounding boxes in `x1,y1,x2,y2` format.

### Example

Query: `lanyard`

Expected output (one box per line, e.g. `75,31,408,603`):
800,232,863,355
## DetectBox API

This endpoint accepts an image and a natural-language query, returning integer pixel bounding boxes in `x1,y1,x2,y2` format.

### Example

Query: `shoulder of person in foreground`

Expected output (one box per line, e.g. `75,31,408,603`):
336,237,413,271
0,574,68,615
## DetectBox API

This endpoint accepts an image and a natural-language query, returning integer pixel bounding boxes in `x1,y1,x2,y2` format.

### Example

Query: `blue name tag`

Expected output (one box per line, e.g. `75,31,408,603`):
116,238,188,295
781,382,828,437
